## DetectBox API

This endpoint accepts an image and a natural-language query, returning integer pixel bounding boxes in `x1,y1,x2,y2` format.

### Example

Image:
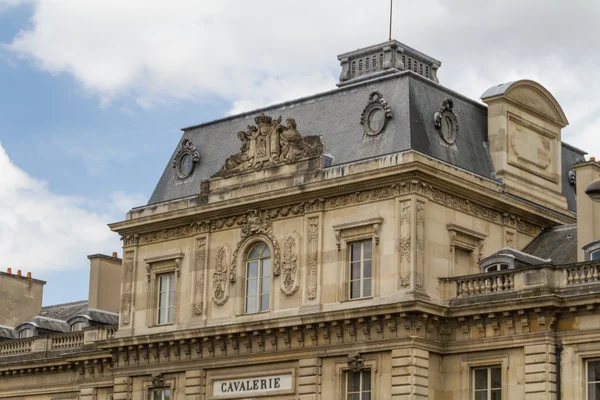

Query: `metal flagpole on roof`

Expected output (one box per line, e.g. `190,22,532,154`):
389,0,393,41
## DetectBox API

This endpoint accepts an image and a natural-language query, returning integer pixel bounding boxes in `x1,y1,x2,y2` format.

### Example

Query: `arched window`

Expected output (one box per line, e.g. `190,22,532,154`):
245,243,271,314
19,328,33,338
70,321,87,332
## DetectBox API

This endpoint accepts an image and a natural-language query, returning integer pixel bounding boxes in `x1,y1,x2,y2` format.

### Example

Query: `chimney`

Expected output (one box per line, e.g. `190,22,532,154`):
27,272,32,279
87,254,122,313
574,159,600,261
112,252,118,258
0,269,45,327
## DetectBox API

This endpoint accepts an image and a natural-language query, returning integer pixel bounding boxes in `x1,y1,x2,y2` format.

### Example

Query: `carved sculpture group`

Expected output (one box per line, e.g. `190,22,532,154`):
214,113,324,178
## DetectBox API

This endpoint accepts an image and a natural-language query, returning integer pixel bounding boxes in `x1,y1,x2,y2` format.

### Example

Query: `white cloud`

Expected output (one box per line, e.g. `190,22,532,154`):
3,0,600,156
0,141,140,274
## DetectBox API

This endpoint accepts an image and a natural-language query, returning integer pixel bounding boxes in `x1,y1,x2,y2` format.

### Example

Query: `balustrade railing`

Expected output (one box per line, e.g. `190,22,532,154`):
0,338,33,356
50,332,84,350
566,263,600,285
454,271,515,298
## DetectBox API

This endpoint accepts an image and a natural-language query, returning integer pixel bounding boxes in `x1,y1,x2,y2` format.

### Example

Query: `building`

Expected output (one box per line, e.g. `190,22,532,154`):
2,39,600,399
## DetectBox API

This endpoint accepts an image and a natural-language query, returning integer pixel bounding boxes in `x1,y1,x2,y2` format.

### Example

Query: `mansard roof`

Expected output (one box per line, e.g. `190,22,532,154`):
149,71,494,205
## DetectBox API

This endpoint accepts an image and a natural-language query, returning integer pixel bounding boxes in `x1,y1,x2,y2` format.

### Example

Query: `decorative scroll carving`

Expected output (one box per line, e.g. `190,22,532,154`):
194,238,206,315
213,113,324,178
121,251,134,326
172,138,200,179
307,218,319,300
212,245,231,305
360,91,393,136
230,210,281,282
281,233,299,296
399,200,411,288
347,352,364,372
434,98,458,144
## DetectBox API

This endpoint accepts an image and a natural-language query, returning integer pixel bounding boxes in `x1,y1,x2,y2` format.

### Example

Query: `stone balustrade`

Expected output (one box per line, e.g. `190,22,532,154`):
0,338,33,356
0,325,117,358
440,261,600,303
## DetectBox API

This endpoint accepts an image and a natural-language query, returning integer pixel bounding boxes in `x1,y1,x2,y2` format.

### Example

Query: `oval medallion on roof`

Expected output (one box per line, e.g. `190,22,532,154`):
434,98,458,145
360,91,393,136
172,139,200,179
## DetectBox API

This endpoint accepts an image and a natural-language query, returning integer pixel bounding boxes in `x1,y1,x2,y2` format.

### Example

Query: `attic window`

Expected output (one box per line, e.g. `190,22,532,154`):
484,263,510,273
480,255,515,273
365,57,370,70
584,240,600,262
19,328,33,338
372,55,377,70
379,53,384,68
70,322,87,332
359,59,363,72
172,139,200,179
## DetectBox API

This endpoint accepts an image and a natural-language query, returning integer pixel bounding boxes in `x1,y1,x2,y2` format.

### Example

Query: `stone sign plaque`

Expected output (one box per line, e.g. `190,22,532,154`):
212,374,293,398
507,116,557,182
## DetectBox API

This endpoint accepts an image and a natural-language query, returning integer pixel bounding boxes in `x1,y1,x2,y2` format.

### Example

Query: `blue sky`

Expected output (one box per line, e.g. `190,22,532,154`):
1,1,599,307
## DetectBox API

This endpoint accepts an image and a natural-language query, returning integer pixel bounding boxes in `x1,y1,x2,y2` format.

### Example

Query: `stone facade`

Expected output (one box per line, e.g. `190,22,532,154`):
2,41,600,400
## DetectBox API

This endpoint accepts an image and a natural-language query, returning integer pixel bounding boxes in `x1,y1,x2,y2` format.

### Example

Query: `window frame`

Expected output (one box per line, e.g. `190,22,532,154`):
18,328,34,338
586,359,600,399
472,366,502,400
583,240,600,261
244,242,272,314
70,321,87,332
460,356,508,400
144,252,183,328
334,355,379,400
348,239,373,300
157,272,176,325
332,217,382,302
345,368,372,400
148,388,171,400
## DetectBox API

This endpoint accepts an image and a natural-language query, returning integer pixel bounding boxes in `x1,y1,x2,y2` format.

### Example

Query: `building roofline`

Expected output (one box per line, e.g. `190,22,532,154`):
562,141,587,156
0,271,46,285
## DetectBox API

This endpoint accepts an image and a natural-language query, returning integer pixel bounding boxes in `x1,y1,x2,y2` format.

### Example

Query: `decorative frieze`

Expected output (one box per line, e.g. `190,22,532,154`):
194,238,207,315
307,218,319,300
121,179,546,249
398,200,411,288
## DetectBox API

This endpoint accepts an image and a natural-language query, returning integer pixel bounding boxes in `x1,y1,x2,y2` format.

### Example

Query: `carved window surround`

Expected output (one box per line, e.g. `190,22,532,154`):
142,373,176,399
447,223,486,256
144,252,184,327
144,252,184,282
332,216,383,301
333,217,383,251
459,355,508,400
334,353,380,400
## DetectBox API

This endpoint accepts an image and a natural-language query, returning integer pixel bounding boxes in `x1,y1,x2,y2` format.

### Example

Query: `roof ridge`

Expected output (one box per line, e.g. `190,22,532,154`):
41,300,88,310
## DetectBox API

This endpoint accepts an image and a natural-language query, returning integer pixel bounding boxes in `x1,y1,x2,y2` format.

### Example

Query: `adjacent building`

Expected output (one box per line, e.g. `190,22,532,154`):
2,39,600,399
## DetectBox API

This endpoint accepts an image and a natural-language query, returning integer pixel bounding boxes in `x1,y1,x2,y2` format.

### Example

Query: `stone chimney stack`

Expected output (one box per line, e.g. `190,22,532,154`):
0,269,45,327
87,253,122,313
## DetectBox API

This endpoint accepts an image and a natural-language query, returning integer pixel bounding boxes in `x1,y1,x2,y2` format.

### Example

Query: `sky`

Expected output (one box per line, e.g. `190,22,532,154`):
0,0,599,306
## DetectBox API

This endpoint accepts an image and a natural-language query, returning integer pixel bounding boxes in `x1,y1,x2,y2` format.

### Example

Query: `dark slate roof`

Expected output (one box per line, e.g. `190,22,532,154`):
38,300,89,321
524,224,578,265
0,326,15,340
561,143,587,212
66,309,119,325
148,72,493,204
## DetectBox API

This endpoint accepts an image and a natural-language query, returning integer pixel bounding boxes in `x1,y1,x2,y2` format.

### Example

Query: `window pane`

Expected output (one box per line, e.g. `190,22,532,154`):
167,306,174,323
246,296,257,313
363,240,372,259
491,367,501,388
260,294,269,311
247,278,258,296
363,260,372,279
158,307,166,324
152,390,161,400
592,251,600,261
168,274,174,291
164,390,171,400
350,281,361,299
347,371,360,392
363,278,372,297
159,292,166,309
261,277,270,295
249,244,263,259
347,394,360,400
474,392,487,400
361,393,371,400
475,369,488,389
262,259,271,277
491,389,501,400
159,275,167,293
168,290,174,308
248,261,259,278
589,383,600,400
590,361,600,382
351,262,361,281
362,370,371,390
262,245,271,257
351,243,361,262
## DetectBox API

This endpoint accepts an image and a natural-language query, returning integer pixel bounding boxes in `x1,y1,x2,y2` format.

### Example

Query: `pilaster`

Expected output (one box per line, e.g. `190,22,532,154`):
525,344,556,399
113,377,132,400
185,369,204,399
298,357,320,400
391,348,429,399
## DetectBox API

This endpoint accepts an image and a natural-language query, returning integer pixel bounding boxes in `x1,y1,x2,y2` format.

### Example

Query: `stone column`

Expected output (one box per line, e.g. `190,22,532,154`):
185,369,204,400
113,377,131,400
525,344,556,399
391,348,429,399
298,357,320,400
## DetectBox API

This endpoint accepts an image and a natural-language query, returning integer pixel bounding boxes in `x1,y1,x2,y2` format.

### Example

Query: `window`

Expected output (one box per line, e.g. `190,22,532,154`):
157,272,175,324
19,329,33,338
349,240,372,299
149,389,171,400
588,360,600,399
583,240,600,261
70,322,86,332
483,263,510,273
473,366,501,400
245,243,271,314
346,369,371,400
592,251,600,261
